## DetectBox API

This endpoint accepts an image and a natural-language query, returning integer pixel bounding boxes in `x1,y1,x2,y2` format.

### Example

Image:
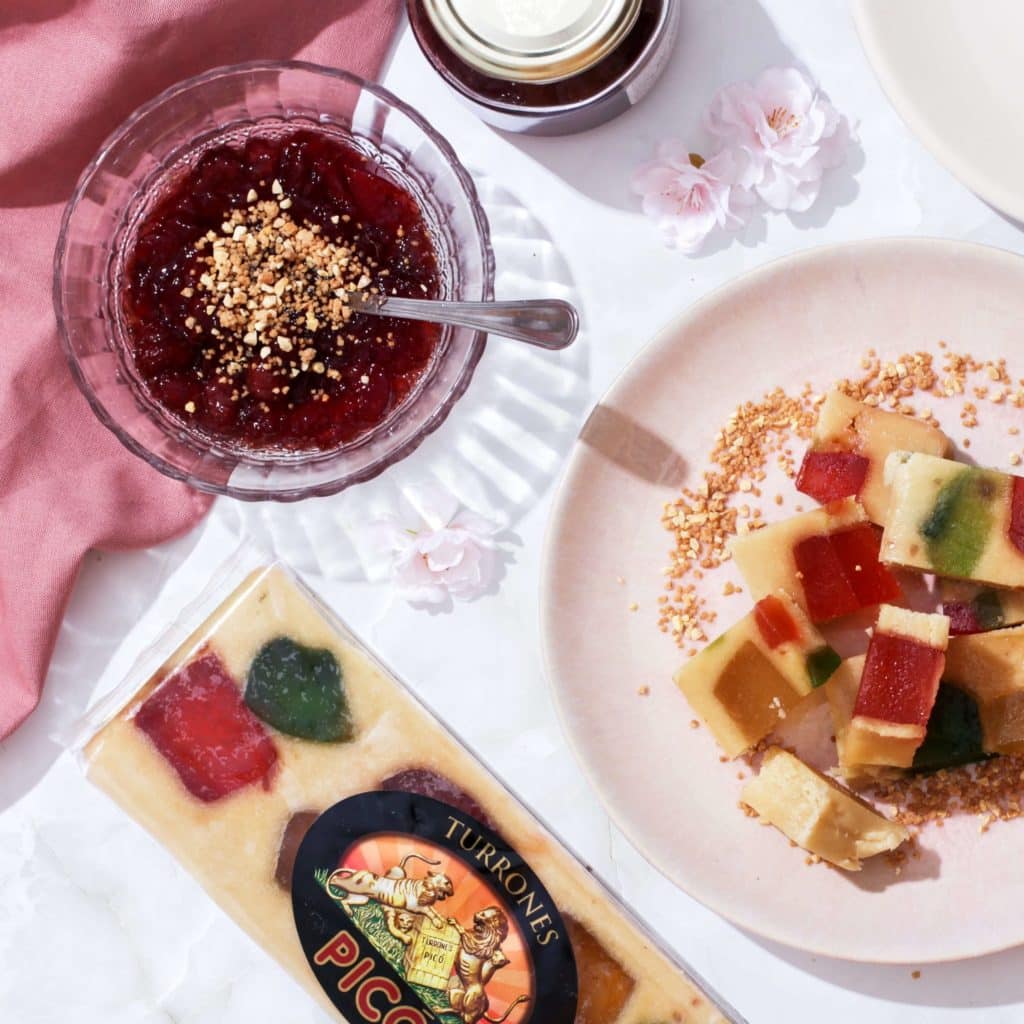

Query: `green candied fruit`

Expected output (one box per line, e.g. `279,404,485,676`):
972,588,1006,631
805,645,842,688
912,683,991,772
919,468,999,577
244,637,353,743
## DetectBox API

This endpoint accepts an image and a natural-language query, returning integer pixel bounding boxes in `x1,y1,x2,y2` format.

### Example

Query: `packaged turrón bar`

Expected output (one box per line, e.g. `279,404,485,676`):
78,560,740,1024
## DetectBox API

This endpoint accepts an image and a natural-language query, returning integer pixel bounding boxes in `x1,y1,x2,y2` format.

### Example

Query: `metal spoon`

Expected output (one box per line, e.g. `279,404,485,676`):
347,292,579,351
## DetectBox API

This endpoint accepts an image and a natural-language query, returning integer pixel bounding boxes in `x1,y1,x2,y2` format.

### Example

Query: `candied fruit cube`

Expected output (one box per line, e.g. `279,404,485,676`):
793,532,861,621
846,606,948,767
882,453,1024,587
830,524,902,607
379,768,495,830
675,590,838,757
944,600,984,636
795,450,870,507
1010,476,1024,555
731,498,901,624
943,590,1005,635
912,684,989,771
944,624,1024,755
854,635,944,726
713,642,803,747
274,810,319,890
564,916,635,1024
806,645,842,688
940,581,1024,635
244,637,353,743
829,657,987,777
793,525,900,622
919,469,999,577
134,650,278,802
753,593,801,648
741,747,908,870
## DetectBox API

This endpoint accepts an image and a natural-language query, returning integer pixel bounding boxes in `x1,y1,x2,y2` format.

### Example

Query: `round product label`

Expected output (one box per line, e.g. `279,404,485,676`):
291,791,578,1024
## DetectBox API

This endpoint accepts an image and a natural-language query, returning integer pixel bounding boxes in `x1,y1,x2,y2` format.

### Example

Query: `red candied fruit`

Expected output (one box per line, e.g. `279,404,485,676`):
753,594,801,649
134,650,278,802
830,523,902,606
943,589,1006,635
793,524,901,623
379,768,496,831
1010,476,1024,555
943,602,982,636
793,533,858,621
854,632,945,726
795,450,870,506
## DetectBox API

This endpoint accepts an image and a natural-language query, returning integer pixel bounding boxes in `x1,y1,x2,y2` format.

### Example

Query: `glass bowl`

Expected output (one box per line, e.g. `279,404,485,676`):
54,61,494,501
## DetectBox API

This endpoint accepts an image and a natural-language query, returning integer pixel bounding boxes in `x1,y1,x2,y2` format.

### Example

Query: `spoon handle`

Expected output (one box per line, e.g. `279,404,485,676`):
354,295,579,350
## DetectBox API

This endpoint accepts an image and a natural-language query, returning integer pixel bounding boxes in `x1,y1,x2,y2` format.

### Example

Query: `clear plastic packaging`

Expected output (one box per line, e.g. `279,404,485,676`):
76,554,740,1024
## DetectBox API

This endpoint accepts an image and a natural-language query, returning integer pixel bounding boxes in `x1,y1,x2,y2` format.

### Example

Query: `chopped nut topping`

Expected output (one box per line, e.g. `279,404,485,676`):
188,190,380,404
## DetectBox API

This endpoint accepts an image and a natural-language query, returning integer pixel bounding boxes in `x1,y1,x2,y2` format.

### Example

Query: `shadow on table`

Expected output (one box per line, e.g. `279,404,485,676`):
0,528,204,813
222,177,592,582
751,930,1024,1010
504,0,862,242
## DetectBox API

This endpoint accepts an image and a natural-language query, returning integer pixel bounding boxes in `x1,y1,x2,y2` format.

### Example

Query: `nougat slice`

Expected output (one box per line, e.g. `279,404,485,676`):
945,624,1024,755
796,390,949,522
674,591,840,758
882,452,1024,587
729,497,901,623
845,606,949,767
742,747,909,871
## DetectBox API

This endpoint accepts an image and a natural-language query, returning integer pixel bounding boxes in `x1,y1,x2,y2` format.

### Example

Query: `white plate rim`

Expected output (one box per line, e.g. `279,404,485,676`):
852,0,1024,225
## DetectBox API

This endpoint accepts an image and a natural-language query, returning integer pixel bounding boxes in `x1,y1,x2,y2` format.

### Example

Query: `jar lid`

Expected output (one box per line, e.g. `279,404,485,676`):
421,0,643,84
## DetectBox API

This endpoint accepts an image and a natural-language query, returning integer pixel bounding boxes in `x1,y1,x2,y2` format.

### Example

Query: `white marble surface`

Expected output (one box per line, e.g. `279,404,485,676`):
5,2,1024,1021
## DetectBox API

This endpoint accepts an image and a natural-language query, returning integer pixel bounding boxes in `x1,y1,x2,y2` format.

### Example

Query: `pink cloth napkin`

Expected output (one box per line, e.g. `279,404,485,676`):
0,0,402,740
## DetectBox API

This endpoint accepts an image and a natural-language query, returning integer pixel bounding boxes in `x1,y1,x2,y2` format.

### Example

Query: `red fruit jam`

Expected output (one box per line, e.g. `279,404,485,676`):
793,524,901,623
123,130,442,451
795,450,870,506
854,632,945,726
134,650,278,802
753,594,801,649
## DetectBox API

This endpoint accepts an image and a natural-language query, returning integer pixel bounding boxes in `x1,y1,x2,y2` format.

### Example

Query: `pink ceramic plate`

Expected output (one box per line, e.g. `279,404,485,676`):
541,238,1024,963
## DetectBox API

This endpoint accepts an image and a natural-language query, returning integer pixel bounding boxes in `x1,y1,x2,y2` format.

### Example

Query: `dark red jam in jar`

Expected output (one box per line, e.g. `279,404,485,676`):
408,0,679,135
122,130,441,452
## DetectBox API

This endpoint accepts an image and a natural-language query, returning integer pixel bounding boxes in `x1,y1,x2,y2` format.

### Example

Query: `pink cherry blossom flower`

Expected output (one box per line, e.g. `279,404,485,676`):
631,142,747,253
390,509,501,605
360,484,503,606
705,66,852,212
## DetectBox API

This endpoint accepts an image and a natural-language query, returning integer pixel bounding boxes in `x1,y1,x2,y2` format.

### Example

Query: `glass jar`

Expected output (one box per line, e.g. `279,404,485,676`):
407,0,680,136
